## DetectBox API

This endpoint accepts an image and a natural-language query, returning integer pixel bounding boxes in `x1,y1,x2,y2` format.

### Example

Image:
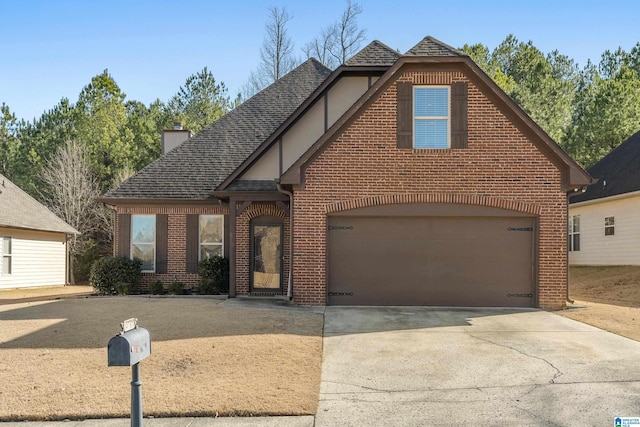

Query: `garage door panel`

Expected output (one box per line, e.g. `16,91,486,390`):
328,214,534,307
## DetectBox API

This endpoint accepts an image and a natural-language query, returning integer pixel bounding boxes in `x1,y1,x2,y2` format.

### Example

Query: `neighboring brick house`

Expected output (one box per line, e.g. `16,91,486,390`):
101,36,592,309
569,130,640,266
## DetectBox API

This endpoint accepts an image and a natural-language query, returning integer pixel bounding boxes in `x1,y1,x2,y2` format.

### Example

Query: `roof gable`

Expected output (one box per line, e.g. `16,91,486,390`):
0,174,78,234
103,59,332,200
571,130,640,203
281,41,592,191
345,40,401,66
405,36,466,57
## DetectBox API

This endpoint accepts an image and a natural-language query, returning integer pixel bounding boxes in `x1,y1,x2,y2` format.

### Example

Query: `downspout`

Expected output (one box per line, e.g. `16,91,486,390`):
566,186,588,304
565,192,574,304
276,182,294,300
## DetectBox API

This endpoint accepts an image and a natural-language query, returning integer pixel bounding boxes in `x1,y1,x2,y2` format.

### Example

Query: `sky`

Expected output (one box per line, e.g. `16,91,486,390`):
2,0,639,122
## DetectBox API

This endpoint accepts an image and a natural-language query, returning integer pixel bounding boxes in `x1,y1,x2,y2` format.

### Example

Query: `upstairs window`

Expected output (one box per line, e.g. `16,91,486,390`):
605,216,615,236
397,81,467,150
2,237,11,274
569,215,580,252
413,86,450,149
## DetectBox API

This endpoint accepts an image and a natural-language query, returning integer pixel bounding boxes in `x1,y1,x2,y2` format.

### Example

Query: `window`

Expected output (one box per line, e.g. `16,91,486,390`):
605,216,615,236
2,237,11,274
414,86,449,149
199,215,223,260
569,215,580,252
131,215,155,272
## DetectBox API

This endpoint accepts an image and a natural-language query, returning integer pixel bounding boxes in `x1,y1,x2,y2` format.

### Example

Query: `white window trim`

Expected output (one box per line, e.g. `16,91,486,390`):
2,237,11,275
199,214,224,261
569,215,580,252
413,85,451,149
604,216,615,236
131,215,156,273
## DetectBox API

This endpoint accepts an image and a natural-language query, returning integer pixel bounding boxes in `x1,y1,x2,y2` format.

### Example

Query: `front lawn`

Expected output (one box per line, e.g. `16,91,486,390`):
0,296,323,421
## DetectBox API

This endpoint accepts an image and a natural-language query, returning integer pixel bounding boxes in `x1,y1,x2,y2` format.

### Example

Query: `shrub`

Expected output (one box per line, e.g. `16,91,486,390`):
198,256,229,295
90,256,141,295
150,280,165,295
168,280,186,295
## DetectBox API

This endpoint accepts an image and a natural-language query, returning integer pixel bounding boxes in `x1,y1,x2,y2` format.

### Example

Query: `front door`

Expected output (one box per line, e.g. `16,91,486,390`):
250,221,283,291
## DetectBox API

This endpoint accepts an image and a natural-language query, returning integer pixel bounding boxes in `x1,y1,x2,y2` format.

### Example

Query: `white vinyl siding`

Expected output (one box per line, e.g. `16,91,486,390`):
0,229,67,289
569,194,640,265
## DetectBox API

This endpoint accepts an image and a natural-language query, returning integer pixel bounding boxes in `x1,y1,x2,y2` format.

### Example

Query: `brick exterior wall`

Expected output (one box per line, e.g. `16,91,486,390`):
291,69,568,309
115,205,228,291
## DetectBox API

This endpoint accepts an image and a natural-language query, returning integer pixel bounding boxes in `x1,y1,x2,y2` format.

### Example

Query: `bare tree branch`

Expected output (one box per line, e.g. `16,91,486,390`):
39,140,112,284
329,0,367,65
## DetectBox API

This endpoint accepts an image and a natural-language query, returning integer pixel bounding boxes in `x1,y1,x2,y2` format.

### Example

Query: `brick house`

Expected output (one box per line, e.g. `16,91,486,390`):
101,37,592,309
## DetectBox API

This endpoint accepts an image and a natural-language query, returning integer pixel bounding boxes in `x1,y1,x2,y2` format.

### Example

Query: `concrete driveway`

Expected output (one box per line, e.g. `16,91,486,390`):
317,307,640,426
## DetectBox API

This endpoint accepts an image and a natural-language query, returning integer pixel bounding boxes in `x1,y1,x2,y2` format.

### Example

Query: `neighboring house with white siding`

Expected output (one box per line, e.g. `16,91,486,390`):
0,174,79,289
569,130,640,266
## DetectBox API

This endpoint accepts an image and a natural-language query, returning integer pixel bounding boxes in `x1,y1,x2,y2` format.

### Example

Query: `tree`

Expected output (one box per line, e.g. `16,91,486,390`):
75,69,134,188
244,6,298,97
40,140,112,284
167,67,235,133
0,103,20,180
303,0,366,68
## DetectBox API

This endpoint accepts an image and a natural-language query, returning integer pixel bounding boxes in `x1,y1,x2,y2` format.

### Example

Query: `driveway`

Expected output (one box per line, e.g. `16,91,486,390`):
317,307,640,426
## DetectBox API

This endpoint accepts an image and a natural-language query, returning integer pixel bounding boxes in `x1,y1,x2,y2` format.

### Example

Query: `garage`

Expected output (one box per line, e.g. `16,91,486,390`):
327,203,536,307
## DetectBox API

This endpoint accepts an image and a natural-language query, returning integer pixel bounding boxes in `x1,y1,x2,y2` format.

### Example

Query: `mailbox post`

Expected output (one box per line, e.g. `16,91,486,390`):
108,318,151,427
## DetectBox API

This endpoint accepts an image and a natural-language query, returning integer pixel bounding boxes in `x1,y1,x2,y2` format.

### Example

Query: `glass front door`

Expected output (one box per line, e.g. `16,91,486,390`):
251,223,283,291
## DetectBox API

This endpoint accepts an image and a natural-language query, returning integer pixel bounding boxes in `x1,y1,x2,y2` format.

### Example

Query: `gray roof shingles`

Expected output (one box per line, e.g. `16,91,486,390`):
104,59,332,200
105,36,470,202
571,130,640,203
345,40,401,66
0,174,79,234
405,36,466,57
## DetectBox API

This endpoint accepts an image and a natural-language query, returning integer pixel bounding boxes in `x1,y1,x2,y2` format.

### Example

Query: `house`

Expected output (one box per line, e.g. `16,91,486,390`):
100,36,592,309
0,174,79,289
569,130,640,266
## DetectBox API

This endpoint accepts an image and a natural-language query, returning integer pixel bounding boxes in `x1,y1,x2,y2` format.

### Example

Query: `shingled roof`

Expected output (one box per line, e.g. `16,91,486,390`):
345,40,401,66
405,36,466,57
103,59,332,200
0,174,78,234
571,130,640,203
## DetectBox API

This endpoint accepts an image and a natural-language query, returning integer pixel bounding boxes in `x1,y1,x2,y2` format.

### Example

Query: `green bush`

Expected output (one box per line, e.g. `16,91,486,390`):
90,256,141,295
168,280,186,295
150,280,165,295
198,256,229,295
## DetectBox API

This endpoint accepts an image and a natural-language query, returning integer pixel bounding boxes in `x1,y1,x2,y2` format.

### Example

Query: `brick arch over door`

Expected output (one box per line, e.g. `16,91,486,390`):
326,199,538,307
236,203,290,295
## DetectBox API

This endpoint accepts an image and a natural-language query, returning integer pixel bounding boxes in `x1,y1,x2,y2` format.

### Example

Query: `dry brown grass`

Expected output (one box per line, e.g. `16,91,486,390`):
0,295,323,421
558,266,640,342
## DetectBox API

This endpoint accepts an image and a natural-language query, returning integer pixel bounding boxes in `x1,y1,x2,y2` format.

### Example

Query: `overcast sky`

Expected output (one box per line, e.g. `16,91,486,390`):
2,0,639,122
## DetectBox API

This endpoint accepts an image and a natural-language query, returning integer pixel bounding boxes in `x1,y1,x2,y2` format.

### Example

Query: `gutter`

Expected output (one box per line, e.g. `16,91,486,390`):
276,181,294,300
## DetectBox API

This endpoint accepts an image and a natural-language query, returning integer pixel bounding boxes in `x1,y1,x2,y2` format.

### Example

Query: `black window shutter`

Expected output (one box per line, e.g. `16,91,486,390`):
156,214,168,274
451,81,468,149
397,82,413,149
117,214,131,257
186,214,199,273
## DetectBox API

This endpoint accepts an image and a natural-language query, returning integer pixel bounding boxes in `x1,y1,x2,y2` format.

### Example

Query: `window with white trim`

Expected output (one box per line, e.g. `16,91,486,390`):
131,215,155,272
605,216,615,236
199,215,223,260
569,215,580,252
413,86,450,149
2,237,11,274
